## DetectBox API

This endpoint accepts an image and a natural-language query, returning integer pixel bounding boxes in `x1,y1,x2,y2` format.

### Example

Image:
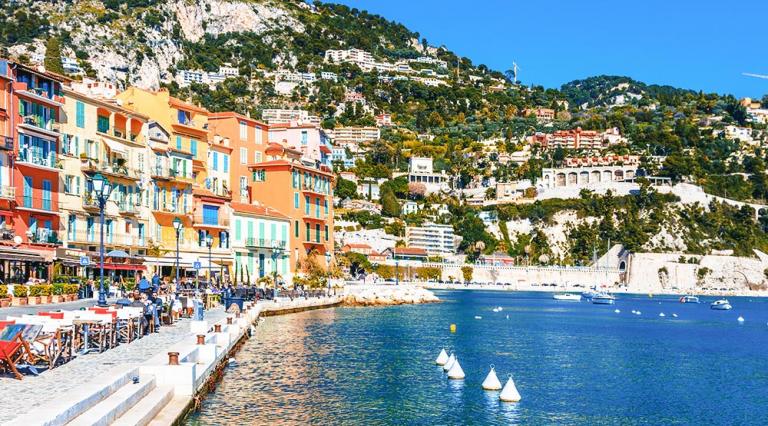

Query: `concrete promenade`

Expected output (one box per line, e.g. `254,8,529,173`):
2,295,343,425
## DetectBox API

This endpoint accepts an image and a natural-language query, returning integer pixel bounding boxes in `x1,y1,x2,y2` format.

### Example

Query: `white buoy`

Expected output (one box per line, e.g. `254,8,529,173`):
659,313,666,317
482,366,502,390
506,315,509,319
672,313,678,318
475,315,482,320
636,311,642,315
738,316,745,323
614,309,620,313
435,349,449,365
443,353,456,371
499,376,521,402
447,357,465,379
492,308,499,313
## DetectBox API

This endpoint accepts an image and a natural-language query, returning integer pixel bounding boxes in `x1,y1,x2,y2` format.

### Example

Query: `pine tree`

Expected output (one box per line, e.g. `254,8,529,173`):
44,37,65,75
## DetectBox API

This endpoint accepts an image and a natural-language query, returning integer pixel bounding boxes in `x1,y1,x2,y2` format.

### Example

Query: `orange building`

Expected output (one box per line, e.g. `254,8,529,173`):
208,112,268,204
249,143,334,272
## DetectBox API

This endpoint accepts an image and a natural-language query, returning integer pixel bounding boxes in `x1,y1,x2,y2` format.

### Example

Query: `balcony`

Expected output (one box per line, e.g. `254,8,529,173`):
193,213,230,229
118,202,140,216
80,159,139,180
150,164,171,180
0,136,13,150
66,229,144,247
13,83,65,107
28,228,60,245
169,169,195,183
245,238,286,250
18,115,60,137
82,194,100,211
16,195,60,214
154,203,190,216
17,149,60,171
0,185,15,200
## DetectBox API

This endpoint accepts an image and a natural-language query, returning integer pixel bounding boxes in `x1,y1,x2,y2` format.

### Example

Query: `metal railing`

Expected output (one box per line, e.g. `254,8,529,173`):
29,228,60,245
81,159,138,179
193,213,230,227
17,149,58,169
17,195,59,212
245,238,286,249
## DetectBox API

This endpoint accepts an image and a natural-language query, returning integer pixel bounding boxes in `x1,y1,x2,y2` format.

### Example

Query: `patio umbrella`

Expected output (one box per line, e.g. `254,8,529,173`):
106,250,130,258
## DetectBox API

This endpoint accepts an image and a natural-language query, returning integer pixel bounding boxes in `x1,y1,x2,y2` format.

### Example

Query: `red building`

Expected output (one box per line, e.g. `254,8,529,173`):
1,60,68,278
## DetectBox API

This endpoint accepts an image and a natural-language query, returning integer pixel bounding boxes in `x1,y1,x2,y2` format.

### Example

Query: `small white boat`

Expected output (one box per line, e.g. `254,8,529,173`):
679,295,699,304
592,293,615,305
710,299,732,310
553,294,582,301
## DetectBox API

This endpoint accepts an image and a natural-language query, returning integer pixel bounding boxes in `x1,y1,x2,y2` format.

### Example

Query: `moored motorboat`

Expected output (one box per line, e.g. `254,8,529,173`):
710,299,732,310
592,293,615,305
679,295,699,304
553,294,582,301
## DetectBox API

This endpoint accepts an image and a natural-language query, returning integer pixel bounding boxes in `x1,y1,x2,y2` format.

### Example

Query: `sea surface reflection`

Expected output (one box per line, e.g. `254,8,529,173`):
187,291,768,425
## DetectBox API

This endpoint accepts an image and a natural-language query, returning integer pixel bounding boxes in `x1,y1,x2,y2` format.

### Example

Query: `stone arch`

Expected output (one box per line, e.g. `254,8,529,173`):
619,260,626,271
579,171,590,184
625,169,635,180
556,173,566,187
602,170,612,182
591,170,601,183
614,170,624,181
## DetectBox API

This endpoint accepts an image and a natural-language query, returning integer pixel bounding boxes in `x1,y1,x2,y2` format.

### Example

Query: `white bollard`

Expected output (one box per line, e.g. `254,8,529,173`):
499,376,521,402
447,358,465,380
443,353,456,372
481,366,502,390
435,348,449,365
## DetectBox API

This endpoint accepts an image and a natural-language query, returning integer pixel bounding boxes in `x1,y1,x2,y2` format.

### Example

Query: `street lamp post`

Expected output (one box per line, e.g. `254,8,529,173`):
205,234,213,289
270,240,284,298
173,217,183,286
395,257,399,286
92,173,114,307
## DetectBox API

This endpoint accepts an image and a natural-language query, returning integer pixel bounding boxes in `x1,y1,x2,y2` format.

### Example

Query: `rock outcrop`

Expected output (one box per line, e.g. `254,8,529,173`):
342,285,439,306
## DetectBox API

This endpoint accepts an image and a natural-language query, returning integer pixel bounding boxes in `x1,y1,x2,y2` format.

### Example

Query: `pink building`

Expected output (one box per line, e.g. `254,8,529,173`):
268,122,333,170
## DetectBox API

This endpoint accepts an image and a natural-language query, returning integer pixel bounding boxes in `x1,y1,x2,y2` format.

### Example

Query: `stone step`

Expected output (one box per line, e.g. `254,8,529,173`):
112,386,174,426
66,375,156,426
147,395,193,426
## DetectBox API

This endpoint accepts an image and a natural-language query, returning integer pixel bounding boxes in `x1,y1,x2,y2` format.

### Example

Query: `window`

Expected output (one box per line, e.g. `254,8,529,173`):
240,176,248,198
190,139,197,157
254,151,262,163
223,154,229,173
301,130,308,145
247,221,254,239
239,121,248,140
97,115,109,133
255,126,262,144
68,214,76,240
304,196,310,214
23,176,32,208
292,170,299,189
240,147,247,164
235,219,242,240
294,220,299,238
87,217,94,242
315,197,320,218
75,176,81,195
219,231,229,248
202,205,219,226
64,175,73,194
325,225,329,241
75,101,85,128
212,152,218,171
324,199,328,216
305,223,310,241
294,192,299,209
177,110,190,125
252,169,265,182
315,224,321,242
176,136,182,150
138,223,145,245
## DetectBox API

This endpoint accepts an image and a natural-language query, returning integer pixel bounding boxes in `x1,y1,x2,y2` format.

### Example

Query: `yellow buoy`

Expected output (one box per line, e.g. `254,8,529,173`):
450,324,456,333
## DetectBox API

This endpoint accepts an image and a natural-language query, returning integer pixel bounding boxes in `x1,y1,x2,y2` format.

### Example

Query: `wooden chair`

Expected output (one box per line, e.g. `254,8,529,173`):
0,325,37,380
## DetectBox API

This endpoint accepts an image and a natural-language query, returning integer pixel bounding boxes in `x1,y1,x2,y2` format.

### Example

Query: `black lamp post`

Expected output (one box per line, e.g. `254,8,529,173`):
205,233,213,288
271,240,284,297
92,173,114,307
395,256,400,286
173,217,183,285
325,252,332,295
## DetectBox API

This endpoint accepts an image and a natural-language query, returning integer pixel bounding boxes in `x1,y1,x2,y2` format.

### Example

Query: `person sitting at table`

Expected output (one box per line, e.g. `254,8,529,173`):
138,273,151,295
128,292,148,334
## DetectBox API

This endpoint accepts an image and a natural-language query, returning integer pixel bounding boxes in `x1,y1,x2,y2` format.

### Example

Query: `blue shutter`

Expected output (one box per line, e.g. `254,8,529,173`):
76,101,85,128
223,155,229,173
176,136,182,150
190,139,197,157
202,205,219,225
212,152,218,171
42,180,51,211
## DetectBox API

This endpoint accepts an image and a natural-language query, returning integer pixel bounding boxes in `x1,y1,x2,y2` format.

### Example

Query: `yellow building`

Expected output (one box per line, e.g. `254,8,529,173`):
116,88,228,279
59,83,149,277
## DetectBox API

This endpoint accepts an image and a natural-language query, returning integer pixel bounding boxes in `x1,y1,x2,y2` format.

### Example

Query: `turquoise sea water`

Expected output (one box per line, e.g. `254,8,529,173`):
187,290,768,425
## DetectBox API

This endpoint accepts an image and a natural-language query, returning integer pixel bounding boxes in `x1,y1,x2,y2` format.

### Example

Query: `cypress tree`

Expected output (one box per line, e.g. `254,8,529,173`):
44,37,65,74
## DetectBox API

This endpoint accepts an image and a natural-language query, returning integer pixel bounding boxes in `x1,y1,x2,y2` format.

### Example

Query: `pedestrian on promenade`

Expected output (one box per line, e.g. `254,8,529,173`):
138,273,150,294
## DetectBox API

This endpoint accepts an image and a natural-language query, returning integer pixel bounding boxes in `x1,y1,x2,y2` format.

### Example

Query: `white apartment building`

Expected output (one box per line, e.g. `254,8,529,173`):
325,49,375,69
410,56,448,69
405,223,457,256
408,157,449,195
330,126,381,145
320,72,338,82
261,109,320,125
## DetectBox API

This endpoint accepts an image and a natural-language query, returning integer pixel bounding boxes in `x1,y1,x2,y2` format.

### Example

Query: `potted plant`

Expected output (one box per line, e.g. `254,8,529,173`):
28,284,42,305
0,285,9,307
67,284,79,301
41,284,53,304
12,285,28,306
51,283,65,303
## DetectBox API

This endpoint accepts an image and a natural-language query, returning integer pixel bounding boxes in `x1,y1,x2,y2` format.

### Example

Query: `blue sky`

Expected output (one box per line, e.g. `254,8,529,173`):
331,0,768,98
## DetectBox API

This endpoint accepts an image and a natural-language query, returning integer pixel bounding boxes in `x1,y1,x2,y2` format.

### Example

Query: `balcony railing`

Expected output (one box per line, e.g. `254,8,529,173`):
17,149,59,169
169,169,194,182
118,202,139,215
66,229,145,247
81,159,138,179
151,164,170,179
156,203,190,215
193,213,230,228
21,115,58,133
0,185,15,199
245,238,286,250
17,195,59,212
29,228,60,245
82,195,100,210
